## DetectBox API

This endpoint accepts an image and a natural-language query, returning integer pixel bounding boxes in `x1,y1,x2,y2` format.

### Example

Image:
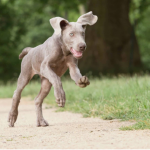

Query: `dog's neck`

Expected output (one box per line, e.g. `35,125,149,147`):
56,34,71,56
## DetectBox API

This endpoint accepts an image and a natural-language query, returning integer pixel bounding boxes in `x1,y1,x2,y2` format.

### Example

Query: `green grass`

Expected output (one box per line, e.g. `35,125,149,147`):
1,75,150,130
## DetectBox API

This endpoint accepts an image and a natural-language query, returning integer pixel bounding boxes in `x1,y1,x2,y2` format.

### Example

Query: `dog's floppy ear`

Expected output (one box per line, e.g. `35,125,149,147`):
50,17,69,34
77,11,98,26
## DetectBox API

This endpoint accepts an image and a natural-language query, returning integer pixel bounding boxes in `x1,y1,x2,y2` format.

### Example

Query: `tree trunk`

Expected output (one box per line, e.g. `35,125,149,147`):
79,0,141,75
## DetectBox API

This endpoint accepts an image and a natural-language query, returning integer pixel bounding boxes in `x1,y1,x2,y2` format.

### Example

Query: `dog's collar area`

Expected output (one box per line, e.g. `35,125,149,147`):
58,36,71,56
61,45,71,56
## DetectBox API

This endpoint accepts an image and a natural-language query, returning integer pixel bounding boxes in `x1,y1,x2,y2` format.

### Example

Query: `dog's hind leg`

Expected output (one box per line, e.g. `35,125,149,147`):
35,76,52,127
8,60,34,127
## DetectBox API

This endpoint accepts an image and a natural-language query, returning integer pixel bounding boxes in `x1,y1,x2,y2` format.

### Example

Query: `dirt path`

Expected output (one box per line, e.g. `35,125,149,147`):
0,98,150,149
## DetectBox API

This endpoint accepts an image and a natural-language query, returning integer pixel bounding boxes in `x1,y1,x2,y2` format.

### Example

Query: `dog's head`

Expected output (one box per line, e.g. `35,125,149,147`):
50,11,98,59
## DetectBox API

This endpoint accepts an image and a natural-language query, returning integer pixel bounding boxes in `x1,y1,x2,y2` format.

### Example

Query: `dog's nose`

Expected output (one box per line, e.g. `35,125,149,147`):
79,43,86,51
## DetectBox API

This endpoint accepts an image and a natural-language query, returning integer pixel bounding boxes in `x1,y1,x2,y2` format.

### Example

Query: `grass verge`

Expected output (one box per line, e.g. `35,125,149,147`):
0,75,150,130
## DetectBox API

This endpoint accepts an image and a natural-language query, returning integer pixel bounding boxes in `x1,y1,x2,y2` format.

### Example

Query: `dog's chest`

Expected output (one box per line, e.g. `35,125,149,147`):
50,57,68,77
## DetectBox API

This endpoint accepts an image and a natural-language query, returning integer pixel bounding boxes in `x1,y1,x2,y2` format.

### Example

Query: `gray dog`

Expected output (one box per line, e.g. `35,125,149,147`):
8,11,98,127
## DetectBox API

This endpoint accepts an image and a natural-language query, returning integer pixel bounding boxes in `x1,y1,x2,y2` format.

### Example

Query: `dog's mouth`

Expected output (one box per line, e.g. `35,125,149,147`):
70,48,83,59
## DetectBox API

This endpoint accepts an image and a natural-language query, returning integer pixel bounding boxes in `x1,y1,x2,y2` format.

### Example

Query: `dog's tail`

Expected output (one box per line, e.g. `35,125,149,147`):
19,47,32,59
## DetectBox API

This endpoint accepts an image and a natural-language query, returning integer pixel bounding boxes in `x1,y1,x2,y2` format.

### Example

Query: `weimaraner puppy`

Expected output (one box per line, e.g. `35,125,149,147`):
8,11,98,127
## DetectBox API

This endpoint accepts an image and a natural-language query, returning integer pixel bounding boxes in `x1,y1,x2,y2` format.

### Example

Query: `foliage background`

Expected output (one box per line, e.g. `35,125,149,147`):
1,0,150,81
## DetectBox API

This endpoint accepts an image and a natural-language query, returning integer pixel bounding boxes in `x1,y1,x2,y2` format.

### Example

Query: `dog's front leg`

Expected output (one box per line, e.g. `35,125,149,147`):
68,63,90,88
40,60,66,107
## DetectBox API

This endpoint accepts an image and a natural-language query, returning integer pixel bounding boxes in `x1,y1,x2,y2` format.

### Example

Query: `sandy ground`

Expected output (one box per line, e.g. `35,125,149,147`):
0,98,150,149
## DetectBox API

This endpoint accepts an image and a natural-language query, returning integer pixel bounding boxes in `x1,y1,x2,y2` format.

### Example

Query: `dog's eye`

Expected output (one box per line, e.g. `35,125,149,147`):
69,33,74,37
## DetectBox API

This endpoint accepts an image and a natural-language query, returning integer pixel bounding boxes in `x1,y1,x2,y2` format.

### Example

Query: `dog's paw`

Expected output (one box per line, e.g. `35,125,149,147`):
8,110,18,127
55,89,66,107
77,76,90,88
37,119,49,127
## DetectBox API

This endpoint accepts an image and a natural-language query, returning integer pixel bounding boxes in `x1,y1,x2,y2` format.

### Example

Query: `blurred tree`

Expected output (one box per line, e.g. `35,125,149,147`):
79,0,142,75
0,0,23,81
2,0,150,81
130,0,150,71
130,0,149,26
